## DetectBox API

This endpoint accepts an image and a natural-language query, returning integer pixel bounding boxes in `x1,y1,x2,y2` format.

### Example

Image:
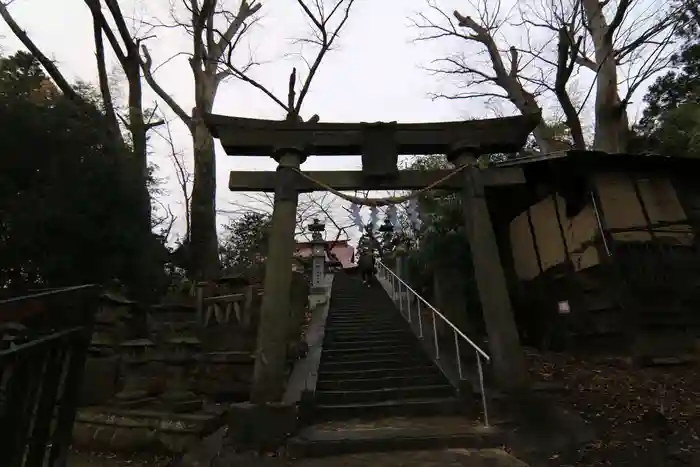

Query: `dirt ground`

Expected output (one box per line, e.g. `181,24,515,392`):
517,349,700,467
68,350,700,467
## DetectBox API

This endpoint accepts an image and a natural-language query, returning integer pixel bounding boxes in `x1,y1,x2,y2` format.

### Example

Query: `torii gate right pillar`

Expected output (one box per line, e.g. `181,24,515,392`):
448,149,530,392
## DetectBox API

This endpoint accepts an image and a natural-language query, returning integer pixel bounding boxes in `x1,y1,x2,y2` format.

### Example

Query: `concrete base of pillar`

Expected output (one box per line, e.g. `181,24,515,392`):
310,286,327,295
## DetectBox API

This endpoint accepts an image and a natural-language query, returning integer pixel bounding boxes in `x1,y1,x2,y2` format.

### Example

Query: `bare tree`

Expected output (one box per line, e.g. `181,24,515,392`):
523,0,682,152
222,0,356,120
0,0,163,230
223,191,344,240
153,118,194,241
141,0,262,281
412,0,561,152
413,0,683,153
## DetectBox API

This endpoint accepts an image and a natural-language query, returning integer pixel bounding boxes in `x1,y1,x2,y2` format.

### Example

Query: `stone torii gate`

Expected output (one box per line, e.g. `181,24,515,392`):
205,112,540,402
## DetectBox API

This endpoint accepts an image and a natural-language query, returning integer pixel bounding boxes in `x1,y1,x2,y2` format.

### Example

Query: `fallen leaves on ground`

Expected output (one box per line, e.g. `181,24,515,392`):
520,349,700,467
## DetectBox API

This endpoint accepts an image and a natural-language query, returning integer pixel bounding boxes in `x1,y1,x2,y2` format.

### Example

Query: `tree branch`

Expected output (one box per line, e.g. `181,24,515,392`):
141,45,193,126
555,27,585,149
606,0,631,40
293,0,356,116
0,2,82,103
88,0,121,141
209,0,261,64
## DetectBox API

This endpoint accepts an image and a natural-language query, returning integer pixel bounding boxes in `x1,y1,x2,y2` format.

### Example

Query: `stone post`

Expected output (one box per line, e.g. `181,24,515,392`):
251,149,306,403
447,149,529,391
308,219,327,294
394,244,408,280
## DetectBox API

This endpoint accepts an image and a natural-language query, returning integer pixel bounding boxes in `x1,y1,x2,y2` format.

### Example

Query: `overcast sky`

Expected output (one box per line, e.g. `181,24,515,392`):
0,0,662,244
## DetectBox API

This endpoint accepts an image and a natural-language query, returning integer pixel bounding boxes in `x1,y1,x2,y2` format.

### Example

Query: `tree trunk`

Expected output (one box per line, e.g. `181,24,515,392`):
125,58,152,230
190,118,220,280
583,0,630,153
189,76,220,280
592,46,629,153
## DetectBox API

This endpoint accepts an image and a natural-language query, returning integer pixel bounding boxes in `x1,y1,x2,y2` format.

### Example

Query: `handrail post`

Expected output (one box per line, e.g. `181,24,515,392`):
406,289,412,323
432,312,439,359
417,301,423,338
398,282,403,315
454,329,462,380
377,259,490,429
477,353,489,427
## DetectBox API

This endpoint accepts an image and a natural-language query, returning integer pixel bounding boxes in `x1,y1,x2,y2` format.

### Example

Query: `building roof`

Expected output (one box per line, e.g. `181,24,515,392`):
295,239,355,269
496,150,700,173
488,150,700,222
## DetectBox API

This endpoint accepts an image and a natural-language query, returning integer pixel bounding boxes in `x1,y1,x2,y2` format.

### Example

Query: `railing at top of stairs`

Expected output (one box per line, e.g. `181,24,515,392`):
375,259,490,426
0,284,101,467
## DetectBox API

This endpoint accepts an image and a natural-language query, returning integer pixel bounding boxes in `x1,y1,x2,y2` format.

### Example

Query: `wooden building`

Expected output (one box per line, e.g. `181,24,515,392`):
488,151,700,360
295,240,356,269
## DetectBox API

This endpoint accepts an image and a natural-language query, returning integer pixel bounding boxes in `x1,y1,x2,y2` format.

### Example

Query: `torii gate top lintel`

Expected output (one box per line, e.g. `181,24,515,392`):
204,112,541,158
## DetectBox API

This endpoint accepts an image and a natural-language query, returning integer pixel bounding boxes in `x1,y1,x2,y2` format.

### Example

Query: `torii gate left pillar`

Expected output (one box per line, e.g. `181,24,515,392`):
251,149,305,403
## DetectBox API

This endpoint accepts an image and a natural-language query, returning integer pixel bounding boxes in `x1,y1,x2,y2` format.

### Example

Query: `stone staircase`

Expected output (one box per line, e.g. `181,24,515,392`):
288,272,500,458
313,272,459,419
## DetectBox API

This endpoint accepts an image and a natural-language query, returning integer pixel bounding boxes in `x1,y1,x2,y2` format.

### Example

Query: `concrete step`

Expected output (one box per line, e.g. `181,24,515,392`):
315,384,455,405
312,397,462,421
321,344,412,357
321,349,424,362
327,316,402,325
317,365,440,380
319,355,429,372
326,324,403,334
323,338,413,351
325,328,409,340
326,315,400,323
326,312,397,319
316,373,447,392
287,419,501,458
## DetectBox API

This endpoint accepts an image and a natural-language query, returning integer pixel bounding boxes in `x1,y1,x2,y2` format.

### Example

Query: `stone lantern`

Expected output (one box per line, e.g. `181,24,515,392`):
393,241,409,281
378,216,394,233
378,216,394,254
308,218,327,294
159,336,202,412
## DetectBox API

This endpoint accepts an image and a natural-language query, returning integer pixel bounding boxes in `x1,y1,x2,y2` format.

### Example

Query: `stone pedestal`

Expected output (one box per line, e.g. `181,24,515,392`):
288,272,310,344
159,336,202,413
394,247,408,280
114,339,159,407
81,293,134,406
81,337,119,406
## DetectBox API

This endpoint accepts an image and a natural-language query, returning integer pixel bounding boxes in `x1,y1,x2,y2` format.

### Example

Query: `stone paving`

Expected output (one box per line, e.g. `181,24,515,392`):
308,415,487,433
68,447,530,467
67,450,171,467
292,449,528,467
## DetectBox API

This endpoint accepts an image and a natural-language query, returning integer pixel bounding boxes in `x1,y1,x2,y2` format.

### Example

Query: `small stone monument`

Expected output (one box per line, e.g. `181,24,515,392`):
308,218,327,295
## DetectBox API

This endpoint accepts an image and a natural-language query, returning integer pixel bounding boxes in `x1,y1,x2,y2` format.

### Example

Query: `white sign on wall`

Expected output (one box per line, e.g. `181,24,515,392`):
557,300,571,314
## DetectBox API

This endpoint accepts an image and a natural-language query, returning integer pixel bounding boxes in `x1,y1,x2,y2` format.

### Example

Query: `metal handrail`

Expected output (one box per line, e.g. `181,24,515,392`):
375,259,490,427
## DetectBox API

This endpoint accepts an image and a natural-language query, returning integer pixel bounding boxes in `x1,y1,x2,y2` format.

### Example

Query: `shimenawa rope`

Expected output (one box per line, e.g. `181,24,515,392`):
290,163,471,206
